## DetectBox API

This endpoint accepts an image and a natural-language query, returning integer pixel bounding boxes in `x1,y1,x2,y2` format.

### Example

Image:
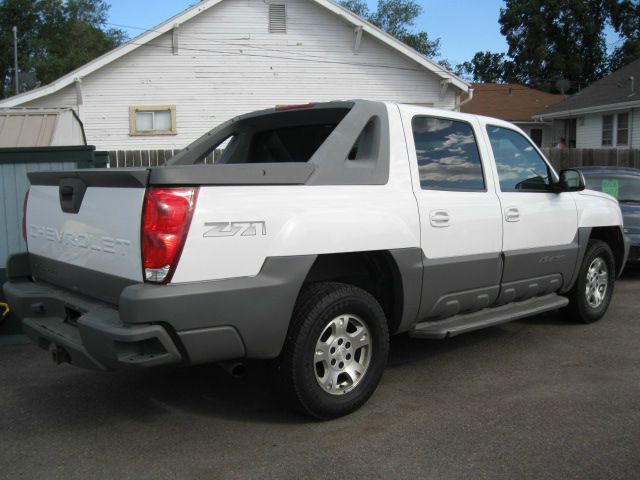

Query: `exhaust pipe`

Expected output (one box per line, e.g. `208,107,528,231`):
218,360,246,378
49,343,71,365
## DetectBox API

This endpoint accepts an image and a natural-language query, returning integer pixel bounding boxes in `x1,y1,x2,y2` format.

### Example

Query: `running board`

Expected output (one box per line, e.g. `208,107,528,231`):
410,293,569,340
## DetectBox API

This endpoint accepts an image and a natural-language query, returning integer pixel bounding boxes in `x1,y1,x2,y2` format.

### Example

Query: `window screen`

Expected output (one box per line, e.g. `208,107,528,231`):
487,126,551,191
602,115,613,146
135,111,171,131
617,113,629,146
130,105,176,135
411,116,485,191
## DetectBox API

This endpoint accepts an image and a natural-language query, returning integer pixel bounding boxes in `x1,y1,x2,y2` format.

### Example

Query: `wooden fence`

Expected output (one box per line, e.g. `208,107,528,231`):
106,148,640,170
541,148,640,170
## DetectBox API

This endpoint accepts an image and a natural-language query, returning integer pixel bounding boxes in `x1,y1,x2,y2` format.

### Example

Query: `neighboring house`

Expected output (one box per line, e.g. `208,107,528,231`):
536,59,640,149
0,0,468,151
460,83,564,147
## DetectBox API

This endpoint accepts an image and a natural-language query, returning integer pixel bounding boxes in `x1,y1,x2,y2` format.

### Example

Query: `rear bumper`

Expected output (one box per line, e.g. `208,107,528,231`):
3,252,315,371
5,278,187,370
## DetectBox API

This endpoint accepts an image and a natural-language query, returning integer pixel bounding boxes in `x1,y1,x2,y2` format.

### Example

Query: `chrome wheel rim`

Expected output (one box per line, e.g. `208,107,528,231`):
314,314,372,395
585,257,608,309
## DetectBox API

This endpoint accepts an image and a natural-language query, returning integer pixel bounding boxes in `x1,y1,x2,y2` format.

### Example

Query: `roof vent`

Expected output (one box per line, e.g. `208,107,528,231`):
269,4,286,33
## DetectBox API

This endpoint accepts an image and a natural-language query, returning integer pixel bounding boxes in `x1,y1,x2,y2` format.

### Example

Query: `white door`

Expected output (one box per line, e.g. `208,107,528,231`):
482,123,579,303
401,108,503,319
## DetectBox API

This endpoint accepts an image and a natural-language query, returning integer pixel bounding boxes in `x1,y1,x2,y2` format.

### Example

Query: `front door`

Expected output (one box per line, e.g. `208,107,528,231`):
482,123,579,304
401,108,503,320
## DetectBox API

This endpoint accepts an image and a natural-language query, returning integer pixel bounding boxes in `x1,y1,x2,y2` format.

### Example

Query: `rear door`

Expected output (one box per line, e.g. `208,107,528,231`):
481,122,579,303
400,107,503,320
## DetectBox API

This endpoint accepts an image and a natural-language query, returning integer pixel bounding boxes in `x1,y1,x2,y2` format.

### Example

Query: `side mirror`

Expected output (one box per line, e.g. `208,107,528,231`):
556,169,586,192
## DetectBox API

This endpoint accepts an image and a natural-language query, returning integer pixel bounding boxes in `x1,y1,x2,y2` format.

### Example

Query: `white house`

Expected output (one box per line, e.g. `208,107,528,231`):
535,58,640,149
0,0,469,152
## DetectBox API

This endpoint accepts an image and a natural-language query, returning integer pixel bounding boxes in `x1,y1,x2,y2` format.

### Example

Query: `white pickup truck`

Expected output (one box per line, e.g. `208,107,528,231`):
4,101,630,419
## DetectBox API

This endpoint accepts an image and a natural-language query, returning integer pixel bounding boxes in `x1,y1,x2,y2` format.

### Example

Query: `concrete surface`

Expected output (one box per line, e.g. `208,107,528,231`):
1,271,639,480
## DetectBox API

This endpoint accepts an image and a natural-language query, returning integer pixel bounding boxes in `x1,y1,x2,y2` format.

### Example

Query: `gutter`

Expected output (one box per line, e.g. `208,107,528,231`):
534,98,640,120
459,88,474,107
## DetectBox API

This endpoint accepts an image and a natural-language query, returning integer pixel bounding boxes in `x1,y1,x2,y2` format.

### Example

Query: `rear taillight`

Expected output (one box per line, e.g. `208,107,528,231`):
141,187,198,284
22,189,30,243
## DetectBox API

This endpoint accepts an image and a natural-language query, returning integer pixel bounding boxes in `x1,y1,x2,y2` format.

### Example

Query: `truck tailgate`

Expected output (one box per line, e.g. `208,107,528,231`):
26,170,148,295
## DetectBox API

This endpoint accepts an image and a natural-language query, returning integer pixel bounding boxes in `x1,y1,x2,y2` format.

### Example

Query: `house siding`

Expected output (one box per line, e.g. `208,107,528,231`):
515,122,554,148
24,0,456,150
575,109,640,149
576,114,602,148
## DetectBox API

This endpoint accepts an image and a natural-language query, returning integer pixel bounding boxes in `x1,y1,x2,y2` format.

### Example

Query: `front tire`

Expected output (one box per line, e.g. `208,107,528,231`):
278,282,389,419
566,240,616,323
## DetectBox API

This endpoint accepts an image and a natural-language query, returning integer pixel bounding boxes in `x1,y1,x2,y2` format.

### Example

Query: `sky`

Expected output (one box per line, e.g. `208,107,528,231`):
105,0,620,67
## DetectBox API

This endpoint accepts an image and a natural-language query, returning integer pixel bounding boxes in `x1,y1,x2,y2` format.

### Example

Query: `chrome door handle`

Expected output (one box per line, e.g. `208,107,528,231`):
504,207,520,222
430,210,450,227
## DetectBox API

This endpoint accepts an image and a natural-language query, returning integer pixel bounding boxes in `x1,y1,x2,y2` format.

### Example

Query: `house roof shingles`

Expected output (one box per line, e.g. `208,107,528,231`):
460,83,564,122
539,58,640,118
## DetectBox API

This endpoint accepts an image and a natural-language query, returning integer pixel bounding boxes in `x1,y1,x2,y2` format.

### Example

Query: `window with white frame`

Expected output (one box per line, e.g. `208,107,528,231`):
602,115,613,146
602,112,631,147
129,105,176,136
617,113,629,146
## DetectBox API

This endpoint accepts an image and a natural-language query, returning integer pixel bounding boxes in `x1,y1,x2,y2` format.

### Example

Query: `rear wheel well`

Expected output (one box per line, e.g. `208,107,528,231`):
590,226,625,275
302,251,403,334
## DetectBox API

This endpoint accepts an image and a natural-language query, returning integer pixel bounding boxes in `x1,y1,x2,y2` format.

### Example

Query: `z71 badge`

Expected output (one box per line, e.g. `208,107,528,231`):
203,221,267,237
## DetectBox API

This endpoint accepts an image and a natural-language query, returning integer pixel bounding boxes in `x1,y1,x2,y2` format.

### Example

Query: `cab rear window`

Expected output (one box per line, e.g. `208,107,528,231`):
246,124,338,163
209,107,351,165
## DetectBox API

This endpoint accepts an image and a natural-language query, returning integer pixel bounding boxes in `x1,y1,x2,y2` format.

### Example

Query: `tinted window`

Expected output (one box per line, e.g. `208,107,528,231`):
487,126,551,191
412,116,485,191
247,124,337,163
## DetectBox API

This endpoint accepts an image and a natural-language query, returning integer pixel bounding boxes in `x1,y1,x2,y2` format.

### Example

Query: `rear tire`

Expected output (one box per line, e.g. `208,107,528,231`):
278,282,389,419
566,239,616,323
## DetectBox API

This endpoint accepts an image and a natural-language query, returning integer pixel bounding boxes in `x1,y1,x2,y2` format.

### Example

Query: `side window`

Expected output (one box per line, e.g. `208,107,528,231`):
411,116,485,191
486,126,551,192
602,115,613,146
129,105,176,136
617,113,629,146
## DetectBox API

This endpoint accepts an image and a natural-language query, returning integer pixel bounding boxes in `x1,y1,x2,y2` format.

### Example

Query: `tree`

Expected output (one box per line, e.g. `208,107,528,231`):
498,0,610,92
605,0,640,70
339,0,441,59
0,0,125,99
459,0,640,92
0,0,40,97
457,52,514,83
340,0,371,18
